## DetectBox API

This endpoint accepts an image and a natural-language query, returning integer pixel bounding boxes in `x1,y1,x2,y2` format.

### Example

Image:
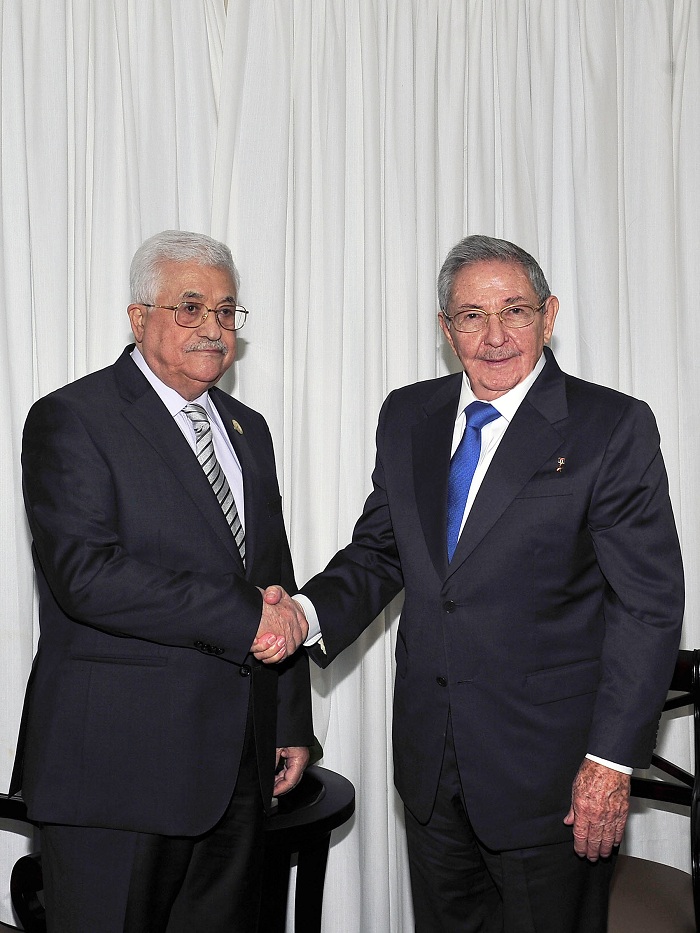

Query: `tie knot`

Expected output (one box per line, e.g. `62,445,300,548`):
464,401,500,431
183,403,210,433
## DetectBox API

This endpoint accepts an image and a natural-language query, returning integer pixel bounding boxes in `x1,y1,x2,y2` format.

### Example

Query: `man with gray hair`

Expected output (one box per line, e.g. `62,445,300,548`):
11,230,312,932
260,234,684,931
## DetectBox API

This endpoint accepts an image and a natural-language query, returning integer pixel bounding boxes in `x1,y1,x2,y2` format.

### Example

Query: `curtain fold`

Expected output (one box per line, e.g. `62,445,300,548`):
1,1,698,929
0,0,226,922
213,3,698,928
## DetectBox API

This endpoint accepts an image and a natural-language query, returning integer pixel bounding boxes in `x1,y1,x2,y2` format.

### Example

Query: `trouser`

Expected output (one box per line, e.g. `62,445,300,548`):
404,721,614,932
42,703,264,933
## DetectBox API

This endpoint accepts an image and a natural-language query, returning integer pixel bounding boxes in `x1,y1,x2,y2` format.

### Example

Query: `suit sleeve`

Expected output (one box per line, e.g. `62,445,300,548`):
301,393,405,667
22,394,264,664
267,487,315,747
586,399,684,766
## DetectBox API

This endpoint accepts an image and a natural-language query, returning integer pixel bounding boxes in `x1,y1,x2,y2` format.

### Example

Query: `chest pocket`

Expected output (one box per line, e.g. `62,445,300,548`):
515,478,573,500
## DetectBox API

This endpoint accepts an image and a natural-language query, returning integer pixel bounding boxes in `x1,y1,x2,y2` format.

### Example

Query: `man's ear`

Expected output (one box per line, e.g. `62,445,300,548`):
127,304,146,342
438,312,457,355
543,295,559,344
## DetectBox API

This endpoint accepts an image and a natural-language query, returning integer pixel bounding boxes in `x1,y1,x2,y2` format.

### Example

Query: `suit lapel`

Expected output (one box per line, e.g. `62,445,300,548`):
412,375,462,580
113,349,243,568
445,348,569,579
210,388,260,575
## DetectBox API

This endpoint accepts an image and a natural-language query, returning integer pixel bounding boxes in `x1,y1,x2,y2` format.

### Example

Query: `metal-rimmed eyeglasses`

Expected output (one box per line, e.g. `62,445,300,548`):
142,301,248,331
442,301,546,334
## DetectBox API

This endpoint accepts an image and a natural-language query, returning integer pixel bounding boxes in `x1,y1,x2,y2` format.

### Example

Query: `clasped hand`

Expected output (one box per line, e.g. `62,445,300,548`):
250,586,308,663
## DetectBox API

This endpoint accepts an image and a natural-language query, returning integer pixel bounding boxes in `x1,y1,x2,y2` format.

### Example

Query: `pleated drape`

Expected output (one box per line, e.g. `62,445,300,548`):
1,2,698,929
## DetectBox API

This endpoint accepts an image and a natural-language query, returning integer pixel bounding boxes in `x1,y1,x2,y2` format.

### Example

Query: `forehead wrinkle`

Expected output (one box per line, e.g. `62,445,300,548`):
180,288,237,304
456,293,530,311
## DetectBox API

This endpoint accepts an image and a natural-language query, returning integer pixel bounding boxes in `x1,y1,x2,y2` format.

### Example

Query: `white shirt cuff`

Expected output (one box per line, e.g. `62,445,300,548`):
585,753,633,775
294,594,326,653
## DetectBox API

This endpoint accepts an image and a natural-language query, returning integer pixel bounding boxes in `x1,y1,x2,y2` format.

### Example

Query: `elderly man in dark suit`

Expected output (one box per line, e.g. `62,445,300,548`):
258,235,684,932
10,230,312,933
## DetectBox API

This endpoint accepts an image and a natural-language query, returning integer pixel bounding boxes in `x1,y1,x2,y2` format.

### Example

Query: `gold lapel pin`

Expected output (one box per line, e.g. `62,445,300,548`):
232,419,243,435
556,457,566,473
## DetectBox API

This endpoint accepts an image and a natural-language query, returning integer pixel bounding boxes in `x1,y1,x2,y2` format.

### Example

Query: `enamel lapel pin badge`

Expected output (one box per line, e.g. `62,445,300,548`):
556,457,566,473
232,420,243,435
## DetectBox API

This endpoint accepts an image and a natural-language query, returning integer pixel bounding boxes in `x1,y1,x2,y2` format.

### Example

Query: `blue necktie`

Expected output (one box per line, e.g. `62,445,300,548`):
446,401,500,561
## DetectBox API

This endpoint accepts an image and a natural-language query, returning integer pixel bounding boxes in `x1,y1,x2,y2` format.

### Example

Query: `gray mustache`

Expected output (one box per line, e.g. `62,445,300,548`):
184,339,228,353
481,350,518,361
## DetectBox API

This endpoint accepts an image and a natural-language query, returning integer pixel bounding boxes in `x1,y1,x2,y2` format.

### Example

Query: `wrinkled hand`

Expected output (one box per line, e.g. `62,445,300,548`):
273,745,311,796
251,586,308,663
563,758,630,861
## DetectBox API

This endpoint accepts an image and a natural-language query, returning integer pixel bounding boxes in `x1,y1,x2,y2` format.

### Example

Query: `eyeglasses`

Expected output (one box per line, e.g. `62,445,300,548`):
442,302,546,334
142,301,248,331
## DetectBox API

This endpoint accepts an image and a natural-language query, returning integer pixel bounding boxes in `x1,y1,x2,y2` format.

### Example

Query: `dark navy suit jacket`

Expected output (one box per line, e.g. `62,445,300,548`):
302,347,683,850
12,346,313,835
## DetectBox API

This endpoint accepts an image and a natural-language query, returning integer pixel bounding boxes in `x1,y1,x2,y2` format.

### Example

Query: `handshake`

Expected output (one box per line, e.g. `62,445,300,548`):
251,585,309,663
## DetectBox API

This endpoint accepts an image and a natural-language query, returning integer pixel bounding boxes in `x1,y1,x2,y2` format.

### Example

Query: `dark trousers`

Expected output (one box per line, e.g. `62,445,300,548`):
404,724,614,933
41,706,264,933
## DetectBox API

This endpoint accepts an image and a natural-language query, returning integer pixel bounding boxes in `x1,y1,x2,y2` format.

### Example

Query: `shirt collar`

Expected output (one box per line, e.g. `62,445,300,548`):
456,351,547,424
130,345,210,416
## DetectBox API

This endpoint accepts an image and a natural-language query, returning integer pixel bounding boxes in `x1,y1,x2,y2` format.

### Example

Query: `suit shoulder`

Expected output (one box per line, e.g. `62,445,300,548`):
549,369,660,451
27,361,121,419
562,370,653,419
383,373,460,410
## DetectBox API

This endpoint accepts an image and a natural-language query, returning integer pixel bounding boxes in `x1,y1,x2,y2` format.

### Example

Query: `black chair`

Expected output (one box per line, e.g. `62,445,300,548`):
0,764,354,933
0,793,42,932
259,764,355,932
608,648,700,933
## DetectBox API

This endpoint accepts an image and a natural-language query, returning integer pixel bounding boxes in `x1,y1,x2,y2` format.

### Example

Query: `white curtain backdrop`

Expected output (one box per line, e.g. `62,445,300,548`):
1,1,698,929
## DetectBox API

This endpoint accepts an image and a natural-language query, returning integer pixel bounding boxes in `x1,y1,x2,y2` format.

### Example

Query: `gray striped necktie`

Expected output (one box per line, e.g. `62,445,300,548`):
184,403,245,563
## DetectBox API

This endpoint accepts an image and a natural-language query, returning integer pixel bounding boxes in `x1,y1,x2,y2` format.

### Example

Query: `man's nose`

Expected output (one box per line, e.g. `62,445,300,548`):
483,313,507,345
198,309,222,338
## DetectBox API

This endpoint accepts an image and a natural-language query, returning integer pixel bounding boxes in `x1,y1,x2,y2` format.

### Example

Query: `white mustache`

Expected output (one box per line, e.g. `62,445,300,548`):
184,339,228,353
480,350,519,361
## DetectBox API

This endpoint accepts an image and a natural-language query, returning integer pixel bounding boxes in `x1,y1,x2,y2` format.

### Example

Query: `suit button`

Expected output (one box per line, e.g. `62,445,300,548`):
215,647,225,656
194,640,204,649
436,676,447,687
240,665,251,677
443,601,456,613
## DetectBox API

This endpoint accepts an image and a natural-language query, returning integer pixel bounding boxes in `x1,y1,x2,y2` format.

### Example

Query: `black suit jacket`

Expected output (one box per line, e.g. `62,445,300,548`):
12,347,313,835
302,347,684,850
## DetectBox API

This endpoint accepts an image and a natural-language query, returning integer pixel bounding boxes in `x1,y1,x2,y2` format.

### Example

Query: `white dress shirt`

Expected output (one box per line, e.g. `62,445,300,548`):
130,346,245,530
449,354,545,532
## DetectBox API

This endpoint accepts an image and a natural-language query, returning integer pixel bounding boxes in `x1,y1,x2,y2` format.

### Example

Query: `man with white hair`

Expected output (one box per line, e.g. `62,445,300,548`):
11,230,312,932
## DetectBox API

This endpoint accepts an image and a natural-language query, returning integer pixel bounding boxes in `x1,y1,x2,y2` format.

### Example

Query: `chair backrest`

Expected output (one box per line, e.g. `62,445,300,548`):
628,648,700,928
